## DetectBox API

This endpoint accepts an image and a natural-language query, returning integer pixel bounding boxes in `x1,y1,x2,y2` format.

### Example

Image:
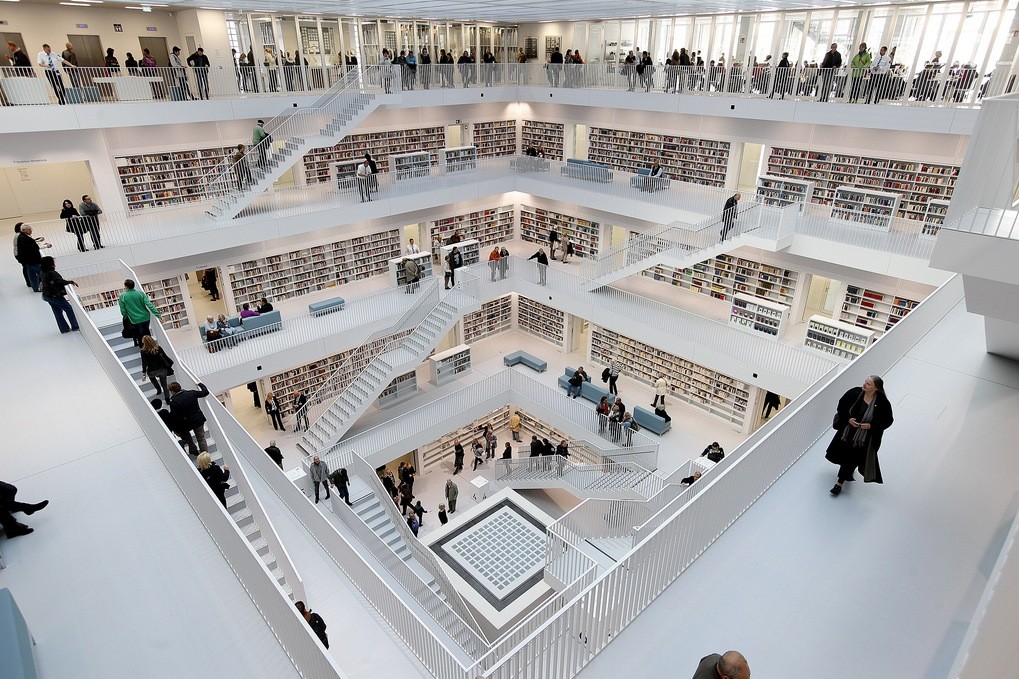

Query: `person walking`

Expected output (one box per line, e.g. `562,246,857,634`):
295,602,329,648
444,246,462,289
818,43,842,102
445,478,459,513
140,335,174,398
329,467,352,506
848,43,871,103
509,411,522,442
412,499,427,526
60,199,89,252
653,374,669,408
264,440,284,469
0,480,48,538
231,144,253,189
691,650,751,679
265,391,285,431
720,192,740,241
701,442,725,462
528,247,549,285
170,46,196,100
608,356,623,395
825,375,894,496
15,224,46,289
356,158,372,202
406,508,420,536
187,47,210,99
118,279,162,347
197,452,230,508
252,120,270,169
485,428,498,459
37,43,73,105
78,194,104,249
168,381,211,456
309,455,331,504
555,439,570,477
39,256,79,334
452,438,464,474
472,438,485,471
529,435,543,457
770,52,791,99
292,390,309,432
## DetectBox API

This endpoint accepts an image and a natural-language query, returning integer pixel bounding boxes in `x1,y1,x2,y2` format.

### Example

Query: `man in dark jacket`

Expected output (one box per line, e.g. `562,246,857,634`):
690,650,750,679
0,480,48,537
168,381,210,456
152,398,188,449
818,43,842,102
529,435,543,457
549,47,564,87
528,247,550,285
721,193,740,241
17,224,46,292
187,47,211,99
295,601,329,648
264,440,284,469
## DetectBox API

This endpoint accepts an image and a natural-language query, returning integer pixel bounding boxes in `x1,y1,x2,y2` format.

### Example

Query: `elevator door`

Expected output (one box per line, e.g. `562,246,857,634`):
66,34,105,67
138,37,169,67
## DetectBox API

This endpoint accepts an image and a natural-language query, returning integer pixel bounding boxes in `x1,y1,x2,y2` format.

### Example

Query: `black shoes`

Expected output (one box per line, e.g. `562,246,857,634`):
25,500,49,515
830,484,842,496
8,524,34,537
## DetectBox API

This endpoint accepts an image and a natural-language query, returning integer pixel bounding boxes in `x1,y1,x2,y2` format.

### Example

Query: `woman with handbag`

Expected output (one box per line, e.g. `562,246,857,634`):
59,199,88,252
140,335,174,398
825,375,894,496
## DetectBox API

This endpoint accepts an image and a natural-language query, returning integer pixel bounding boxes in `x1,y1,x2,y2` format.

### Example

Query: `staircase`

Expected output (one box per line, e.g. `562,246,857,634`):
204,71,385,220
496,456,664,501
99,322,296,599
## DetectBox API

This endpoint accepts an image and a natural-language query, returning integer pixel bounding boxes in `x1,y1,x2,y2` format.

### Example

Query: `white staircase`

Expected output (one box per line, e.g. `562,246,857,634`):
99,322,297,599
496,456,664,501
205,73,384,220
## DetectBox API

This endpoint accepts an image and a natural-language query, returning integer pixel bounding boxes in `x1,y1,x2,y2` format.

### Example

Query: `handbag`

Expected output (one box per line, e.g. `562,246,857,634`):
121,317,135,339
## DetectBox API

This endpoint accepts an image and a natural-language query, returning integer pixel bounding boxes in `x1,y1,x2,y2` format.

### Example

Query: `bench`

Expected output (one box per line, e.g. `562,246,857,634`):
0,588,37,679
504,350,547,372
561,158,614,183
200,310,283,347
308,296,346,317
511,157,551,173
556,366,592,391
633,405,671,435
630,167,671,193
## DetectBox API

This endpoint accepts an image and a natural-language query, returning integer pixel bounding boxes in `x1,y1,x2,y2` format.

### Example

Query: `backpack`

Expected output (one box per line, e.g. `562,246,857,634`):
601,367,611,383
630,420,640,432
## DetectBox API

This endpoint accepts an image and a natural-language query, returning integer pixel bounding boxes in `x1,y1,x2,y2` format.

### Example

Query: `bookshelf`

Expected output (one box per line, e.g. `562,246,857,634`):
516,296,565,347
831,186,900,230
590,325,750,428
765,146,959,221
462,295,513,343
922,199,950,237
514,408,571,446
388,251,433,287
587,127,730,188
805,315,874,361
521,120,565,160
429,344,472,386
440,239,481,268
519,204,601,259
443,145,478,173
79,276,189,329
416,406,511,473
333,159,361,191
471,120,517,158
302,126,445,184
429,205,515,255
728,293,789,338
227,230,400,307
116,144,240,211
643,253,799,307
392,151,433,180
755,175,815,208
377,370,418,408
841,285,921,335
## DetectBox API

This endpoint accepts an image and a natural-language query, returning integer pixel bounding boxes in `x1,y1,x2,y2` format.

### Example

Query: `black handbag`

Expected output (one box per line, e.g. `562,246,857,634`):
121,317,135,339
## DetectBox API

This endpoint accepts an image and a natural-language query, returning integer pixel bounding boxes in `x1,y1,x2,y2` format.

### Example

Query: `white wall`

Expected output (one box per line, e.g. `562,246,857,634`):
0,163,96,218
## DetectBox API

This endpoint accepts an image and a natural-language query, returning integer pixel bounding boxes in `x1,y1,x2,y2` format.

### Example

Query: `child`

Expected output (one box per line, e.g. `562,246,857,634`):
413,500,427,526
438,503,448,525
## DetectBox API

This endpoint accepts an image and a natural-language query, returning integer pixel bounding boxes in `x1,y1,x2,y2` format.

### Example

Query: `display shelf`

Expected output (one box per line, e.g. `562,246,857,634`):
267,328,414,417
755,175,815,207
392,151,434,180
440,238,481,268
429,205,515,256
79,275,189,329
728,293,789,338
587,127,730,188
922,199,950,237
377,370,418,408
471,120,517,158
116,144,241,211
590,325,749,428
643,253,799,307
416,406,510,473
443,145,478,173
388,251,434,287
516,296,565,347
521,120,565,160
429,344,472,386
765,146,960,221
804,315,874,361
830,186,900,230
463,295,513,343
840,285,921,335
227,230,400,307
302,126,444,184
519,204,600,259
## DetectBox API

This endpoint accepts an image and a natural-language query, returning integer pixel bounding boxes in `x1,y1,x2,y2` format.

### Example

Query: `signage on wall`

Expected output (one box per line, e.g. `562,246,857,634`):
146,27,158,31
114,24,123,32
13,159,46,164
76,23,88,28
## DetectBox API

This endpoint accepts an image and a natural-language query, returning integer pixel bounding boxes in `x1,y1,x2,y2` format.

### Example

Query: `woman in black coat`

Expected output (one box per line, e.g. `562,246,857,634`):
197,452,230,507
825,375,893,495
60,199,88,252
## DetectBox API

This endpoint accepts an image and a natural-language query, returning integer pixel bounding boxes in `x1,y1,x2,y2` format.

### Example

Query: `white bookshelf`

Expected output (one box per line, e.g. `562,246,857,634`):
521,120,565,160
392,151,434,180
79,276,189,329
377,370,418,408
922,199,950,237
429,205,515,254
429,344,472,386
831,186,900,230
227,230,400,307
116,144,240,211
440,238,481,268
471,120,517,158
728,293,789,338
520,204,600,259
388,251,433,287
590,325,750,428
416,406,510,473
333,159,361,191
443,145,478,173
303,126,444,184
463,295,513,343
755,175,815,208
841,285,921,336
515,408,571,446
587,127,730,188
516,296,565,347
765,146,959,222
804,315,875,361
643,253,799,307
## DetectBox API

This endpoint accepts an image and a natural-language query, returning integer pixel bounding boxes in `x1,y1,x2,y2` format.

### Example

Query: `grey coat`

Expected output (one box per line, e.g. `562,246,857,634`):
309,460,330,482
445,482,458,501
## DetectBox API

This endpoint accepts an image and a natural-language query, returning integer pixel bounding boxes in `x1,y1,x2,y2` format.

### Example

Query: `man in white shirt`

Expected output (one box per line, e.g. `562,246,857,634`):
38,44,73,105
867,46,892,105
355,161,372,202
406,238,421,254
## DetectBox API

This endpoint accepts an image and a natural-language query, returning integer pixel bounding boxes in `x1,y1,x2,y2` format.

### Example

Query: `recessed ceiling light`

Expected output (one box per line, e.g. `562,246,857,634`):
60,2,91,5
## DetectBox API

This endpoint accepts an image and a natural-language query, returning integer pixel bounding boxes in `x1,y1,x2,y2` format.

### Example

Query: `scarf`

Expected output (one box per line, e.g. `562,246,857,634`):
842,392,876,447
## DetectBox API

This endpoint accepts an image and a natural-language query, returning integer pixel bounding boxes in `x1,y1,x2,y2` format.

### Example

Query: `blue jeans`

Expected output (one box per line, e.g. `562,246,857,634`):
567,383,581,398
43,295,79,333
26,264,41,292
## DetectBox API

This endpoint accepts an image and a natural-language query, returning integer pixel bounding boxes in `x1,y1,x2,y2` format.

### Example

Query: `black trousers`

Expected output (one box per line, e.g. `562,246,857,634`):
45,70,67,104
609,375,619,395
313,480,330,502
269,410,285,430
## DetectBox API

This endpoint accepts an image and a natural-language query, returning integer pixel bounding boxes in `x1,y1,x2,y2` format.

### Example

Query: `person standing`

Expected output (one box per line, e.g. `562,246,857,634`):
547,227,560,256
16,224,48,293
39,256,79,334
596,396,610,434
825,375,894,496
701,442,725,463
264,440,284,469
265,391,285,431
364,152,379,194
770,52,791,99
762,391,782,419
197,452,230,508
452,438,464,474
445,478,458,513
818,43,842,102
356,159,372,202
720,193,740,241
168,381,211,456
252,120,270,169
140,335,174,398
170,46,196,100
78,194,104,249
292,390,309,432
419,48,432,89
437,503,448,525
62,42,80,86
498,245,510,279
309,455,331,504
329,467,352,506
0,480,48,538
487,246,501,282
412,499,427,526
118,279,162,347
186,47,210,99
549,47,563,87
623,50,637,91
528,247,549,285
848,43,871,103
457,50,472,87
37,44,73,105
402,257,420,294
509,411,522,442
406,509,420,537
529,435,543,457
608,356,623,395
59,199,88,252
867,46,892,104
406,238,421,254
691,650,751,679
444,246,462,289
380,49,393,94
653,374,669,408
485,428,498,459
6,41,31,76
295,602,329,648
231,144,253,189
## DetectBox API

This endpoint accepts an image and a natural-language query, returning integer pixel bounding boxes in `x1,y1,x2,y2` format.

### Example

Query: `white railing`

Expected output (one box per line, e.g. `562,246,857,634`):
494,456,662,500
943,207,1019,240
